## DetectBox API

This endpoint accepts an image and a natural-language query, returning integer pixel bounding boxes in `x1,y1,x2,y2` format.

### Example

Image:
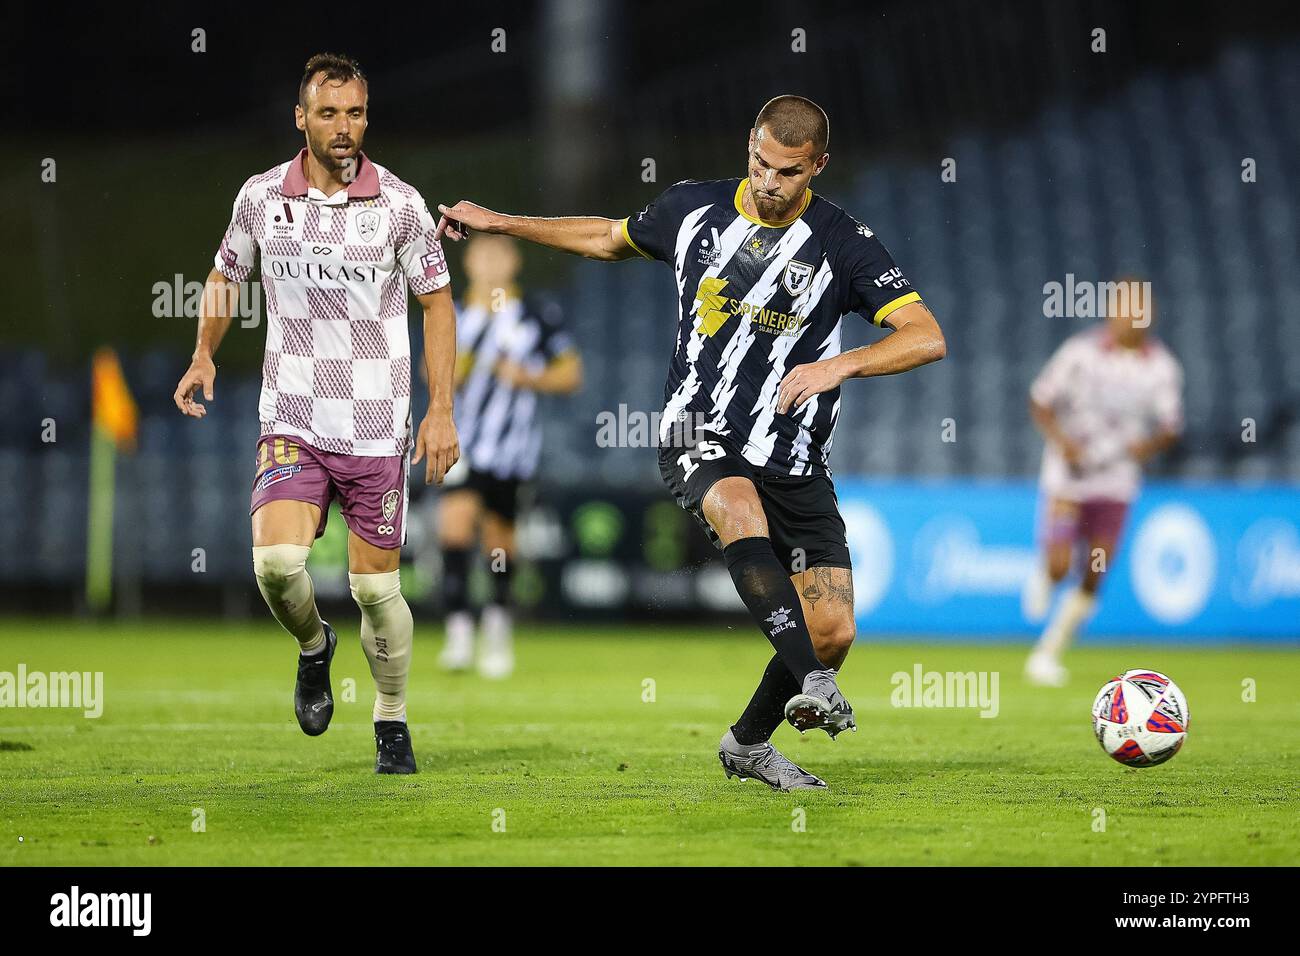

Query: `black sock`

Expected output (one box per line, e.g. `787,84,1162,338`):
488,560,512,608
442,547,471,614
723,536,822,683
732,653,803,745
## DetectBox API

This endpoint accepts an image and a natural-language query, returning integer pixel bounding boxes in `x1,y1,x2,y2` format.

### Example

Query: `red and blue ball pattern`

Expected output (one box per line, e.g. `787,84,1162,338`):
1091,669,1189,767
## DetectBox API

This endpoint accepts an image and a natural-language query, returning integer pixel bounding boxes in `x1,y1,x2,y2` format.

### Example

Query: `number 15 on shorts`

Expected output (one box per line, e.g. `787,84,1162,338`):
677,439,725,481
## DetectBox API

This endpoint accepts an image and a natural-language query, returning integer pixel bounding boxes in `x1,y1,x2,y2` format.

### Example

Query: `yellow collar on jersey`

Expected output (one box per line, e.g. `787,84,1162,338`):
734,180,812,228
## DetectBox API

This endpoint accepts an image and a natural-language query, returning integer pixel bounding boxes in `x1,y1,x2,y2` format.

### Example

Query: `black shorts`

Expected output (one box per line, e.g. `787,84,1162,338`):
657,430,851,574
443,460,526,523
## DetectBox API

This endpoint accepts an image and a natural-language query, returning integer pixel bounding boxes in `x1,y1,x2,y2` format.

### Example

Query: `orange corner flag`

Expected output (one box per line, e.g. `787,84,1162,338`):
91,347,138,450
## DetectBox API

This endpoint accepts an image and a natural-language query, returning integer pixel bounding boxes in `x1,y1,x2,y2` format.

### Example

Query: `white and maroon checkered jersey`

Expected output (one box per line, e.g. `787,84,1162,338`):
1031,326,1183,502
214,149,450,457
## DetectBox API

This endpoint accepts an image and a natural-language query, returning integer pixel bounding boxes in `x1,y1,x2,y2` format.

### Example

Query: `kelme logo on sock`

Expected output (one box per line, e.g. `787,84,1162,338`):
765,606,797,635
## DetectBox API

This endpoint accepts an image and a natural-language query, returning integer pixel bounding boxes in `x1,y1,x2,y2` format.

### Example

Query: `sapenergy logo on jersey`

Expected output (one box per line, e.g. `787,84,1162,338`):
693,277,807,338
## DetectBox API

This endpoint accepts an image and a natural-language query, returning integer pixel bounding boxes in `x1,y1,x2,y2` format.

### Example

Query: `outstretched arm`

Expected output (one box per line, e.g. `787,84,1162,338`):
776,302,947,414
434,200,639,262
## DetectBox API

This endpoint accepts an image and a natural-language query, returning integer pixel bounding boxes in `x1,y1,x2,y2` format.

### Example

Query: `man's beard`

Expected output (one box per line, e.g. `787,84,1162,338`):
309,137,359,173
755,191,797,220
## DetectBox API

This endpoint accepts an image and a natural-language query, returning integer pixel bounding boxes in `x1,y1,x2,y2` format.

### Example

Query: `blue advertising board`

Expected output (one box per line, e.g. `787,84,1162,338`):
836,478,1300,641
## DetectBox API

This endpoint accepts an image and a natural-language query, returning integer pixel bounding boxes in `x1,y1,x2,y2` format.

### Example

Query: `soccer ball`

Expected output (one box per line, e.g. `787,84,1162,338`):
1091,669,1189,767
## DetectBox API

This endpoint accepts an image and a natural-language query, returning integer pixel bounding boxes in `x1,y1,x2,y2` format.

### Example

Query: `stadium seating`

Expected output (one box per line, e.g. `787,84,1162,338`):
548,40,1300,486
4,40,1298,586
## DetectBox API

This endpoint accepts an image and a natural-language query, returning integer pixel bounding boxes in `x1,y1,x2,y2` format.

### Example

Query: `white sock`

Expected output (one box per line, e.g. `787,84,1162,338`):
445,611,474,652
1021,561,1056,621
481,604,512,653
349,570,413,723
252,544,325,653
1034,588,1096,661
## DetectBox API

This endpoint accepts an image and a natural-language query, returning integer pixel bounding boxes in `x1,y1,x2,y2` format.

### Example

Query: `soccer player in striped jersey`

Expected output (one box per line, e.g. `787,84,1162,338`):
173,54,460,773
434,95,946,791
434,235,582,678
1023,281,1183,686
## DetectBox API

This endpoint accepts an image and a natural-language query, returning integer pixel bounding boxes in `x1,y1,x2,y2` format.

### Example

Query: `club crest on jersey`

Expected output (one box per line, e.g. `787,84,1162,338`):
355,210,381,243
782,260,814,296
381,489,400,522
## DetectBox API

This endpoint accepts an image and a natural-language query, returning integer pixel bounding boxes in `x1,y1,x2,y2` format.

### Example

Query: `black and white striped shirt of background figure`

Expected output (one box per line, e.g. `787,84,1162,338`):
623,178,922,477
453,292,574,480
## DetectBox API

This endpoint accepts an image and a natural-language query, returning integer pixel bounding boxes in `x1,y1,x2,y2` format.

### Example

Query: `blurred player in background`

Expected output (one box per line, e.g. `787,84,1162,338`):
433,235,582,678
1023,279,1183,685
173,53,459,772
433,95,946,790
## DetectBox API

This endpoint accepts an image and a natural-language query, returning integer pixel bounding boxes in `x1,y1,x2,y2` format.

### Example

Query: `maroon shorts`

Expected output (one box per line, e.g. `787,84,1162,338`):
249,434,408,550
1043,497,1129,548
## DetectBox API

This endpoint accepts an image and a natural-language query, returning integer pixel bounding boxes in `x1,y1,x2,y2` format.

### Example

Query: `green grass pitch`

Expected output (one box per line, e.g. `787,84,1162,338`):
0,618,1295,866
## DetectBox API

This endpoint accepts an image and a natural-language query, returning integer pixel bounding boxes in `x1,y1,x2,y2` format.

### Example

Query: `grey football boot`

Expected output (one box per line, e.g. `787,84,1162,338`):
784,667,857,739
718,730,828,792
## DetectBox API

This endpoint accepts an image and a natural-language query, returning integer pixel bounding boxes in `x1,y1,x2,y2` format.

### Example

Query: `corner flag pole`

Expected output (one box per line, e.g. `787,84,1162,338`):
85,426,116,611
85,348,138,613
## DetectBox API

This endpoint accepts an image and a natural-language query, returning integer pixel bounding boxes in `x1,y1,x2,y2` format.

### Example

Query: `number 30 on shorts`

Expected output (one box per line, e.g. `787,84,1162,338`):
676,440,725,481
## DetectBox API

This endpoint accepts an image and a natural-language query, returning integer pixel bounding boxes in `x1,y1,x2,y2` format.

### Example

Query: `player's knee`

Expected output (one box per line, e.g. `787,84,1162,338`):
1046,550,1071,582
704,479,767,541
440,527,476,550
438,494,479,548
714,500,767,542
252,544,310,593
1080,543,1113,593
349,569,403,607
812,616,856,663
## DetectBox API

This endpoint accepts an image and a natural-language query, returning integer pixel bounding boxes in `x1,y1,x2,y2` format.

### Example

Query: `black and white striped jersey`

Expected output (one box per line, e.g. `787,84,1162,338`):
453,293,572,481
623,178,922,476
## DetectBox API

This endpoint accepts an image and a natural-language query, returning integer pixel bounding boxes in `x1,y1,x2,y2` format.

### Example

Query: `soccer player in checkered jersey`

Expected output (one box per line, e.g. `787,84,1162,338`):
1022,279,1183,686
435,96,948,791
173,54,460,773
